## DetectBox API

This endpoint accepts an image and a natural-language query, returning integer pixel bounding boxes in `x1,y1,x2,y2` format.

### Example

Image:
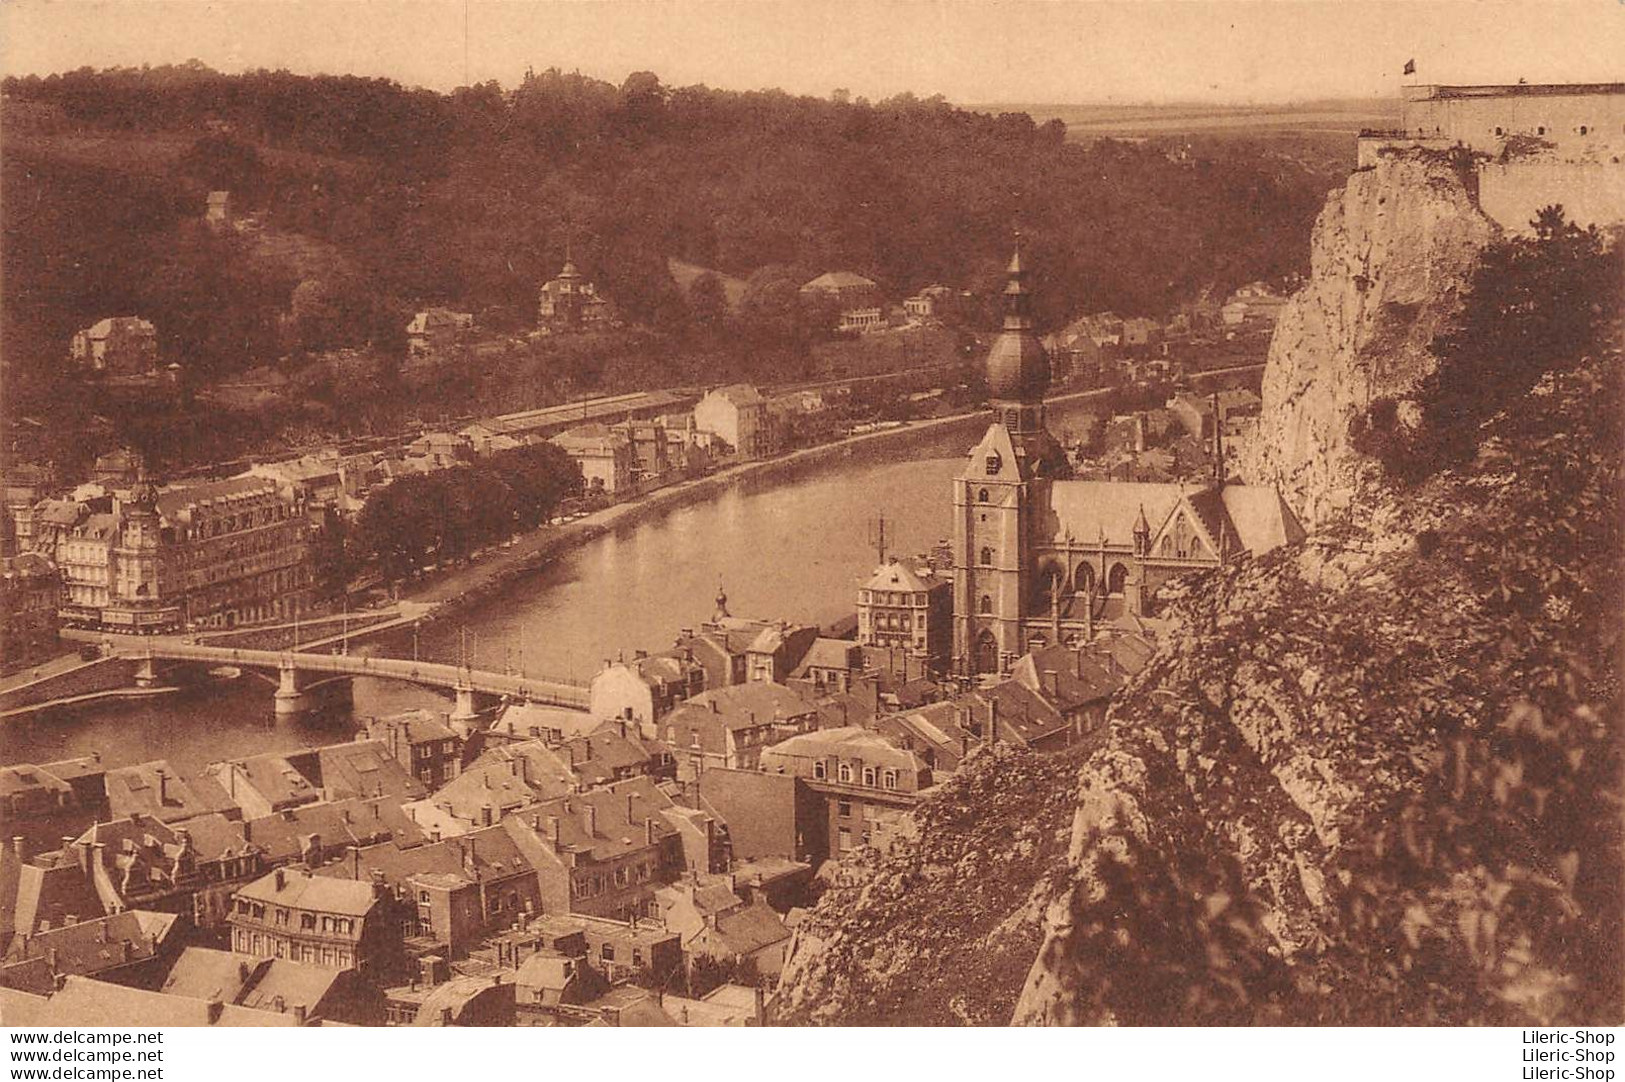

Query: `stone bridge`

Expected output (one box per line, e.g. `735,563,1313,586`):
131,642,589,717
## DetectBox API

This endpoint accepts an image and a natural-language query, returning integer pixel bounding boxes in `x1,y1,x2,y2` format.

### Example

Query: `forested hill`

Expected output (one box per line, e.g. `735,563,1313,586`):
3,64,1332,378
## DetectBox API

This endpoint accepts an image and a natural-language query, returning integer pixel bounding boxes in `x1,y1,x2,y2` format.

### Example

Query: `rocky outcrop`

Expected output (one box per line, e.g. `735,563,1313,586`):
1013,351,1621,1026
773,743,1085,1025
1240,154,1497,527
774,349,1620,1026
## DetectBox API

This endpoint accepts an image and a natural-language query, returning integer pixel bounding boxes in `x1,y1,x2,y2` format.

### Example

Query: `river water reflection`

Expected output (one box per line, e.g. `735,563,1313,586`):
3,403,1106,775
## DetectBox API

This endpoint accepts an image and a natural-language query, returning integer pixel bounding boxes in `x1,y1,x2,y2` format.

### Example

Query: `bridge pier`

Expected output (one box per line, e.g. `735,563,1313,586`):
133,656,159,689
451,683,479,725
274,661,310,717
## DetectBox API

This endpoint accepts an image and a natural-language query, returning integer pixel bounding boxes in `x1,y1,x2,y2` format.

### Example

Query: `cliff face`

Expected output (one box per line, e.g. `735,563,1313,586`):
1240,155,1497,527
773,348,1620,1026
1011,347,1621,1025
772,155,1621,1027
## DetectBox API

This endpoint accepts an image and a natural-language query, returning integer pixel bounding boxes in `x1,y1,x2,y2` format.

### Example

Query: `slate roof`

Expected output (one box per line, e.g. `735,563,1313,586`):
237,868,377,917
106,760,240,824
154,476,280,521
710,904,790,956
240,798,424,863
0,975,298,1027
4,910,177,975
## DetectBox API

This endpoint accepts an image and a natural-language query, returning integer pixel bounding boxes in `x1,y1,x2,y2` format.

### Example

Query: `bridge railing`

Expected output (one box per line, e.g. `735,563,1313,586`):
131,642,590,701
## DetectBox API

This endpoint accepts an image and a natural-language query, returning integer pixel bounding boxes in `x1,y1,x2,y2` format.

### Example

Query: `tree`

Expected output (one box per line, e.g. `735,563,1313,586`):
689,271,728,330
1352,206,1619,482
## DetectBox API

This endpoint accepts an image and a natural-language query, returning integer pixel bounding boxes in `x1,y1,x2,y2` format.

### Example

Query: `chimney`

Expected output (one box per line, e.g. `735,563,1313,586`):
273,868,285,891
548,816,561,847
293,1003,308,1025
10,836,22,861
582,803,597,838
272,994,286,1014
46,947,59,970
74,839,92,874
626,793,635,820
206,999,224,1024
439,1006,453,1027
987,698,998,742
155,768,168,805
645,818,657,845
120,939,133,963
1042,670,1059,697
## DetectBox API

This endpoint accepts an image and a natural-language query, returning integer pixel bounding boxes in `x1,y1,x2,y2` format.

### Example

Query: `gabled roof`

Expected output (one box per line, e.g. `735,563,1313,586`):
3,848,106,940
154,477,281,522
236,867,377,917
560,730,654,787
4,910,177,975
1,975,298,1027
104,753,242,822
310,740,426,803
489,702,600,743
428,739,575,820
318,824,534,890
241,798,424,864
701,383,765,407
513,776,679,863
160,946,261,1002
971,681,1068,744
760,726,925,775
236,957,348,1015
665,682,818,734
794,637,861,675
861,558,947,594
709,904,790,956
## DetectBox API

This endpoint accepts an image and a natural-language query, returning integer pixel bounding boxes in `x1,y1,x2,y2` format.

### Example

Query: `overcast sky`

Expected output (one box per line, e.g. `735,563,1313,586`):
3,1,1622,105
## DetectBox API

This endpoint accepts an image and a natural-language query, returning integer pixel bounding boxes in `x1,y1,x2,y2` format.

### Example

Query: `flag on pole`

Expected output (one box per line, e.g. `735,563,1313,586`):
1403,58,1416,76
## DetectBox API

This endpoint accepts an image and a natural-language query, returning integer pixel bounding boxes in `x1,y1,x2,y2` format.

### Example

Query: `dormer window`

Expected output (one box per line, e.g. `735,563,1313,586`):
985,453,1001,476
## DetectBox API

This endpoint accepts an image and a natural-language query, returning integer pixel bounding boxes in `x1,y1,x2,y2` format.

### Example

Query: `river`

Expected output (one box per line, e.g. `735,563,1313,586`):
0,396,1124,777
3,415,1031,775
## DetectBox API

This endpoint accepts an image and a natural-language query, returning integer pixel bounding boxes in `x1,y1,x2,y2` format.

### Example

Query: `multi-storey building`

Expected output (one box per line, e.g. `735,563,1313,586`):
856,558,952,671
551,424,634,494
229,866,393,975
1,547,61,675
49,476,312,632
69,317,158,375
537,258,612,332
759,726,933,860
658,683,820,782
693,385,771,459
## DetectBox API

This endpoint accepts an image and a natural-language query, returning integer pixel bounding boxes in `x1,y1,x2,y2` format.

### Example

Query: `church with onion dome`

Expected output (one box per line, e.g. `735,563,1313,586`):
951,250,1305,676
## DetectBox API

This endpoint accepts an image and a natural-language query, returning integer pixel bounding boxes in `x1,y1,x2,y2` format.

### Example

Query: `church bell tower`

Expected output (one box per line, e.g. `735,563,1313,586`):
952,248,1067,676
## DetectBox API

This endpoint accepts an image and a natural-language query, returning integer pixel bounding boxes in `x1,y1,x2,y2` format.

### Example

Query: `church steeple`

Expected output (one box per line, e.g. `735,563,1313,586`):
985,246,1050,411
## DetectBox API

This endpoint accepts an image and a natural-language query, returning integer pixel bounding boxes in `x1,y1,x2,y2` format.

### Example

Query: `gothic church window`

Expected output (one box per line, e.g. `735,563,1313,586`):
978,488,990,502
979,595,993,614
979,546,993,565
1107,564,1128,595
